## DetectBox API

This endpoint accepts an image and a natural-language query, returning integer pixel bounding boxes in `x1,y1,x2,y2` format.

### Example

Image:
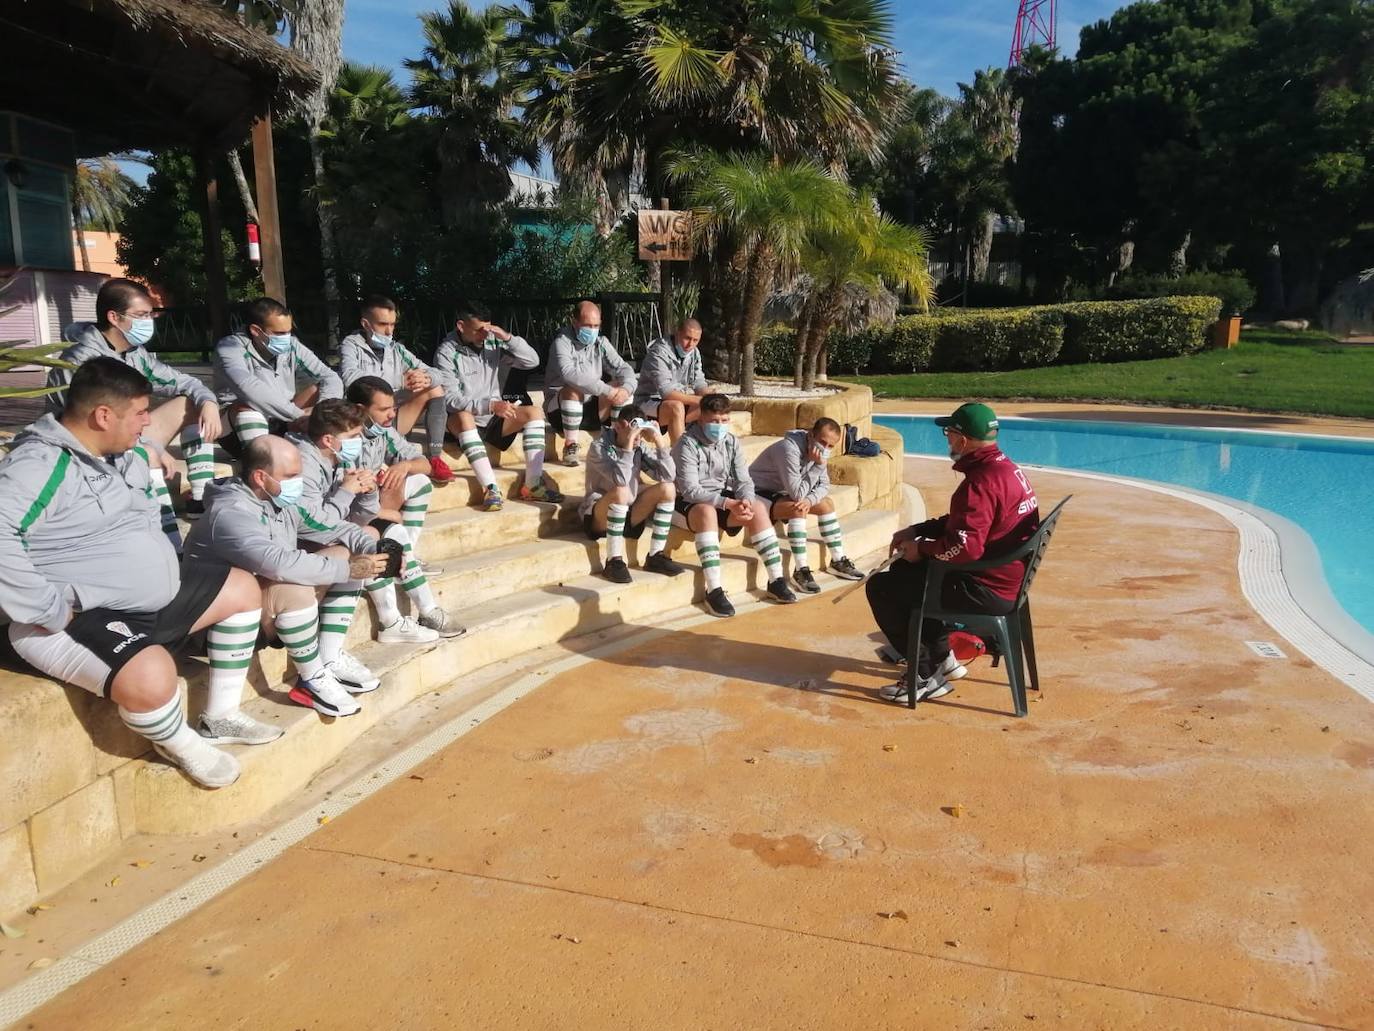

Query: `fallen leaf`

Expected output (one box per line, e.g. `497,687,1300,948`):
408,775,425,781
131,859,153,869
317,815,331,825
0,922,25,940
28,957,54,970
877,910,909,921
744,757,758,764
26,904,53,915
944,939,960,948
1321,726,1330,733
881,744,897,752
107,876,121,888
941,804,966,818
567,936,581,944
192,855,207,863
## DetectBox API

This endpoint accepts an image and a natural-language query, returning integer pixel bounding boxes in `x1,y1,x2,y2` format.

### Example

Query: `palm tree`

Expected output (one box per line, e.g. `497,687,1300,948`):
666,147,849,395
71,157,139,272
794,195,933,388
407,1,540,226
956,68,1019,283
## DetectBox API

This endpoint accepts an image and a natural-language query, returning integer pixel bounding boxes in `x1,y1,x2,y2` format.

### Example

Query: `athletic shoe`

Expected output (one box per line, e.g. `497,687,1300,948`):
644,551,686,577
428,455,455,484
377,615,440,644
561,441,580,467
705,587,735,618
938,651,968,682
419,607,467,639
420,560,445,577
792,566,821,594
482,484,503,512
879,673,952,703
184,497,205,518
198,710,283,746
766,577,798,604
602,557,632,584
155,738,240,789
328,651,380,694
289,669,361,717
877,643,906,665
517,482,564,504
828,556,864,581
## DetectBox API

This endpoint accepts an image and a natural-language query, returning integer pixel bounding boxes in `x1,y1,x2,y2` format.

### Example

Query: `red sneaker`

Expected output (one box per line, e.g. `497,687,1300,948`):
428,455,455,484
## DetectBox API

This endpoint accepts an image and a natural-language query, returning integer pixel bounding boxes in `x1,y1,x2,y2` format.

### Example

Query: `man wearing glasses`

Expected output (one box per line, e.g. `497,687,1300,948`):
865,403,1040,704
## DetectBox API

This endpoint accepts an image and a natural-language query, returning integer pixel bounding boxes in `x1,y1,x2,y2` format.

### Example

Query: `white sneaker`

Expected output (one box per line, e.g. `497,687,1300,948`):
879,673,952,703
377,615,440,644
938,651,968,681
155,737,241,788
288,669,362,717
198,710,283,746
328,651,381,694
419,607,467,639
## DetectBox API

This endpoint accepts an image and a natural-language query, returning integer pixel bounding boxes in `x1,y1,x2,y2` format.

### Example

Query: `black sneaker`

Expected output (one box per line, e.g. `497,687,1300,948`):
184,497,205,518
828,556,864,581
644,551,686,577
766,577,798,604
602,557,632,584
705,587,735,617
792,566,821,594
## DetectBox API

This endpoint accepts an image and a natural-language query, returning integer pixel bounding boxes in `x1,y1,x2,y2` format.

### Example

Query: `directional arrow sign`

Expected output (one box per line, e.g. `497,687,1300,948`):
638,210,694,262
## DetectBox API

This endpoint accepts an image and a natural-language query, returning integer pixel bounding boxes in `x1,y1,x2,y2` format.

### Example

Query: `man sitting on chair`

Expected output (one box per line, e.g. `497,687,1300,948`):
865,403,1040,704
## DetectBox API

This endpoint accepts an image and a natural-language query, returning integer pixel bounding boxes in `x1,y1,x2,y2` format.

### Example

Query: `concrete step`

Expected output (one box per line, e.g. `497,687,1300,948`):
126,505,898,834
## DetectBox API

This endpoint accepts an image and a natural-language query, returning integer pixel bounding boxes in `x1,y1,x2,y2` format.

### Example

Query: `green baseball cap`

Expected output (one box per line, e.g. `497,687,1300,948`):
935,402,999,441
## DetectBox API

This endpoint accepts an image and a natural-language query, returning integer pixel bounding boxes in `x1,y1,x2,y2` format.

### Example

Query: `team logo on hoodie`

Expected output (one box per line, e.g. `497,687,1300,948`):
106,620,147,654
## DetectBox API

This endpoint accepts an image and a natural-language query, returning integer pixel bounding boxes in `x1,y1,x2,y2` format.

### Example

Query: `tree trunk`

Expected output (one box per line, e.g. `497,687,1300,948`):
227,147,260,225
1106,238,1135,288
1259,242,1286,316
793,295,818,388
713,237,749,383
736,243,776,397
71,200,91,272
971,211,996,282
308,132,343,349
802,284,844,390
1168,230,1191,278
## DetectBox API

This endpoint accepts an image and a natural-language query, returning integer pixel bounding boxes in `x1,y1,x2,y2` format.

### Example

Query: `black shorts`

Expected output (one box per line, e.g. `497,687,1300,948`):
63,562,231,695
547,399,605,436
583,513,649,541
481,416,519,451
754,489,787,505
674,492,745,537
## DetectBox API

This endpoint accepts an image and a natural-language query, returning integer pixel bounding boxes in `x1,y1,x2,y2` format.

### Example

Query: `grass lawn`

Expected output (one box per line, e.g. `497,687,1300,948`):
852,329,1374,419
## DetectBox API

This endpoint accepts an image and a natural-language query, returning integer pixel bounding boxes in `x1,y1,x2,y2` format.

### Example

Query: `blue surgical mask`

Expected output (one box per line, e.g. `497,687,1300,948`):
704,422,729,443
123,316,155,347
363,421,385,439
267,333,293,356
576,326,598,346
816,445,832,462
269,475,304,510
370,333,393,349
338,437,363,463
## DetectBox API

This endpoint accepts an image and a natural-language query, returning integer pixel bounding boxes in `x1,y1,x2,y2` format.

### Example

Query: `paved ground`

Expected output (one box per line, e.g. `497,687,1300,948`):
15,460,1374,1030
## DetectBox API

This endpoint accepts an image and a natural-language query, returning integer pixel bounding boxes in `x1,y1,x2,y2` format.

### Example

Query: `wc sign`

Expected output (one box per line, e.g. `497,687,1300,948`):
637,209,694,261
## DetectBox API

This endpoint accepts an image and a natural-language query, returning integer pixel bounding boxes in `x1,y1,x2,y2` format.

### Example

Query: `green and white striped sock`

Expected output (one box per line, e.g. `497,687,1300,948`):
205,608,260,717
818,512,846,560
647,500,673,556
695,530,722,591
120,691,200,759
318,586,361,665
606,503,628,561
400,541,436,612
134,447,182,553
276,605,324,681
231,407,270,445
751,527,784,582
559,399,583,450
181,425,215,500
458,429,495,488
522,420,546,487
786,517,809,566
401,474,434,547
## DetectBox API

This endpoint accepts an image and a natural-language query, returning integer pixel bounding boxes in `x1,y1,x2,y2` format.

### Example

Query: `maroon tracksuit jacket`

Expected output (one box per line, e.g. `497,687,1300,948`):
916,445,1041,601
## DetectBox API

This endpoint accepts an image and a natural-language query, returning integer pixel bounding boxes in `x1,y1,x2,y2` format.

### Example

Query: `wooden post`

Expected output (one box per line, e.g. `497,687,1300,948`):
251,115,287,303
195,148,229,355
657,197,674,335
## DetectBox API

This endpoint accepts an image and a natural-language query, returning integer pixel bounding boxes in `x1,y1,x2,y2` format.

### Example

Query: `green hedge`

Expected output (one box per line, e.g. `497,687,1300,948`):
1054,296,1223,363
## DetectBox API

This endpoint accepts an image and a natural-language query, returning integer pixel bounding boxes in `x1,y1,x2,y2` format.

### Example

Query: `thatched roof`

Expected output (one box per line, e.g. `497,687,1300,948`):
0,0,321,155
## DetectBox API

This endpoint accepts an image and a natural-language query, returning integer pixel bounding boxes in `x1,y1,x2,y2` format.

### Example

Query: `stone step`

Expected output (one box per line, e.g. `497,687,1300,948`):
125,506,898,834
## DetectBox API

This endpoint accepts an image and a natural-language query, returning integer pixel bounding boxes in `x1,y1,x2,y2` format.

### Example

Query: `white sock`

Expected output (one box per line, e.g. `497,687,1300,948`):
276,605,324,681
204,608,260,717
560,399,583,450
181,425,215,501
401,474,434,546
818,512,846,560
231,407,270,445
523,420,546,487
648,500,673,556
751,527,784,582
606,503,628,561
786,517,809,567
143,460,182,553
458,429,495,488
319,584,362,663
695,530,722,591
365,577,401,627
120,690,201,759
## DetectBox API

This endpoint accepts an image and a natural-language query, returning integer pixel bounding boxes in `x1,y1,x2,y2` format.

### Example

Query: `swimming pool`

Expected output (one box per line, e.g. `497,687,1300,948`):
877,414,1374,636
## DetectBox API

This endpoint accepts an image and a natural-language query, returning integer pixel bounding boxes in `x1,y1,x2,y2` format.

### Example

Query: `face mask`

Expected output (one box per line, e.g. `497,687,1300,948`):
338,437,363,463
629,418,646,430
576,326,598,346
363,421,385,439
704,422,729,443
267,333,293,356
816,445,831,462
370,332,393,349
269,475,304,510
123,317,155,347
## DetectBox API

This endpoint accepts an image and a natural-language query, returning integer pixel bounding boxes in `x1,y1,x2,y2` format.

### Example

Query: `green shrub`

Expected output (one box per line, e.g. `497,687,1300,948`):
754,328,795,377
930,308,1064,371
1055,296,1222,363
1108,269,1256,316
868,317,940,373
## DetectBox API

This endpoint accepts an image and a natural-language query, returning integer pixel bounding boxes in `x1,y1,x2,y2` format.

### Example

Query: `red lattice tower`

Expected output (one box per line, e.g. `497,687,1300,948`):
1010,0,1057,66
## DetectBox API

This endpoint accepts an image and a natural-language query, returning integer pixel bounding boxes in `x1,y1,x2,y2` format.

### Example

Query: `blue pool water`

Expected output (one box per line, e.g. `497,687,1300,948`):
877,415,1374,634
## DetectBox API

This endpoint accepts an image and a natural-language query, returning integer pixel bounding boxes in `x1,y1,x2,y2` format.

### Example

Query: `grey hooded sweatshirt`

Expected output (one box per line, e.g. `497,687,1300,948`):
338,332,439,391
183,479,374,587
748,430,830,506
433,333,538,424
543,326,637,413
578,428,677,517
287,433,357,526
0,414,179,631
213,333,342,421
634,337,706,407
672,422,755,508
46,323,216,415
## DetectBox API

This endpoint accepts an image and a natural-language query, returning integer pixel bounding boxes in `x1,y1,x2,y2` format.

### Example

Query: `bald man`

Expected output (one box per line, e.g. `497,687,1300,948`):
635,318,708,443
544,301,637,467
